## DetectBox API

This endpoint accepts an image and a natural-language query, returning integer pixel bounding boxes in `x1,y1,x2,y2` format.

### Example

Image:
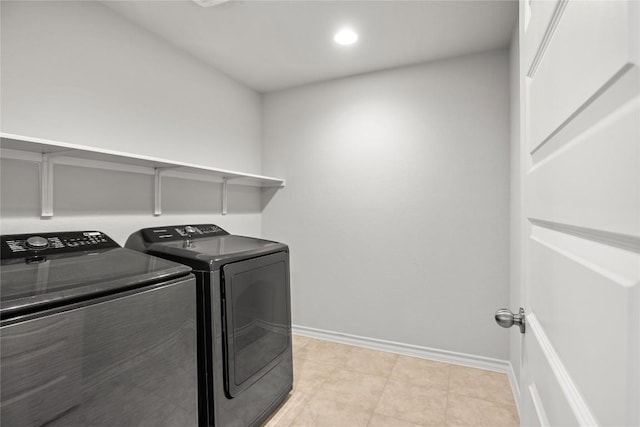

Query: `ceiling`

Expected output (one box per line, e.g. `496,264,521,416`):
104,0,517,93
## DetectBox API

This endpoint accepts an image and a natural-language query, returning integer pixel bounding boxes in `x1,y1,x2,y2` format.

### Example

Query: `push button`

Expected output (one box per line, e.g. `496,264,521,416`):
25,236,49,250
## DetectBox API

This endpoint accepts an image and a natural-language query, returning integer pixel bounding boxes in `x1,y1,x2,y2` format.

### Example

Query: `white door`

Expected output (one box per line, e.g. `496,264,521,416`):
517,0,640,425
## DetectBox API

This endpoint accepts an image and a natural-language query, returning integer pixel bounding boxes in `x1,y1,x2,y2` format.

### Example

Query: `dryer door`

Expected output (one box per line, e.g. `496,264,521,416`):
221,251,291,398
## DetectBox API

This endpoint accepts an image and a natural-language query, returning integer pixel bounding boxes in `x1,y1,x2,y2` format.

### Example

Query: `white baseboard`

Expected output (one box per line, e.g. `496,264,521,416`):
292,324,510,373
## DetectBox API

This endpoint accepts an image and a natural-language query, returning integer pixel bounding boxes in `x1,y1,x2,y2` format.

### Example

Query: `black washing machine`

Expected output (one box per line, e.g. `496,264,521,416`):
126,224,292,427
0,230,198,427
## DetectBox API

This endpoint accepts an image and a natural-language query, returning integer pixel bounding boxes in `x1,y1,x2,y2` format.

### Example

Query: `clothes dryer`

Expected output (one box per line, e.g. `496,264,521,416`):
126,224,292,427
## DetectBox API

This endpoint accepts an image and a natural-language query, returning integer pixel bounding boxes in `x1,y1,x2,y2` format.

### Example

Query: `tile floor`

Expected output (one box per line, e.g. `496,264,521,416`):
264,335,519,427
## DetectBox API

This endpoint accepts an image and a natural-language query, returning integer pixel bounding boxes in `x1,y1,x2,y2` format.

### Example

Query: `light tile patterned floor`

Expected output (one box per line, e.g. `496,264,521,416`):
264,335,519,427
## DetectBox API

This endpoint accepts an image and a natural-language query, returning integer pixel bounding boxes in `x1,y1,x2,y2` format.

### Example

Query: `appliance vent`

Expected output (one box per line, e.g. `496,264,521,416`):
192,0,231,7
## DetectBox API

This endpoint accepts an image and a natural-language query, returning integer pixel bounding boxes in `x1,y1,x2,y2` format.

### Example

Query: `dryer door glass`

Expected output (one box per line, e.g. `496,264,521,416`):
221,251,290,397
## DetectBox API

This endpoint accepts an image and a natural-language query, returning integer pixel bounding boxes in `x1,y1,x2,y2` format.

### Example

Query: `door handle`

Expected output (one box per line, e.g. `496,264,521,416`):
495,307,526,333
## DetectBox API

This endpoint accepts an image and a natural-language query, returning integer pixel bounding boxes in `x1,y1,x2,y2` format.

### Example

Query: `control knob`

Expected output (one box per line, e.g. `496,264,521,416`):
183,226,196,248
25,236,49,250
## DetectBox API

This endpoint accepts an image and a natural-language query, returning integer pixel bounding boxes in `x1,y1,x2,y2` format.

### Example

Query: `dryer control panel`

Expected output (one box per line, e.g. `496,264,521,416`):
140,224,229,243
1,231,119,260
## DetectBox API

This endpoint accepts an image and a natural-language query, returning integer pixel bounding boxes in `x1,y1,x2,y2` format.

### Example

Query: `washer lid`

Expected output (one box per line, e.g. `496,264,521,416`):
1,247,191,319
146,235,288,270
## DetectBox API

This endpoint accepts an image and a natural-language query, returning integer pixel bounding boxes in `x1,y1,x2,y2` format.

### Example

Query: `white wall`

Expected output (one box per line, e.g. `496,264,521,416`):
509,27,523,389
0,1,264,243
262,50,511,360
1,1,514,363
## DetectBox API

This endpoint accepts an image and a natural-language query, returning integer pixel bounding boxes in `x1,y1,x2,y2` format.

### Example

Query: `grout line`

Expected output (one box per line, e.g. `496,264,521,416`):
297,343,374,426
288,393,312,427
287,343,346,426
365,354,398,426
444,364,452,426
285,371,331,426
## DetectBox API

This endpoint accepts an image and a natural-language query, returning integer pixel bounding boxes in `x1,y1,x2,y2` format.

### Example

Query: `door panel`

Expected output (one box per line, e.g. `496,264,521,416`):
523,322,580,427
520,1,640,426
528,0,634,150
530,227,637,426
530,64,639,165
528,93,640,234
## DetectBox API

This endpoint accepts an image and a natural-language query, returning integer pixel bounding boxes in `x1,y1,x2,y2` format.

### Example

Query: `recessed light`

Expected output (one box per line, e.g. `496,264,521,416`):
334,29,358,46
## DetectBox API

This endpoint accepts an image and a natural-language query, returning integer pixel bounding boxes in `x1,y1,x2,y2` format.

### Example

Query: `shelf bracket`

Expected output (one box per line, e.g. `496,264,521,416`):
154,168,162,216
222,177,228,215
41,154,54,218
40,151,73,218
153,167,175,216
221,177,241,215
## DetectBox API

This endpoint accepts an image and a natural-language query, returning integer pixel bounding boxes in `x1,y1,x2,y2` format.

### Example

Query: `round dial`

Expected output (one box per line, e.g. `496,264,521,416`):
25,236,49,250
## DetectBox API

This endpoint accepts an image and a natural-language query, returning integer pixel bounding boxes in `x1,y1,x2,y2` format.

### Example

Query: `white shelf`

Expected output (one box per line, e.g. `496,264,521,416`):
0,133,285,217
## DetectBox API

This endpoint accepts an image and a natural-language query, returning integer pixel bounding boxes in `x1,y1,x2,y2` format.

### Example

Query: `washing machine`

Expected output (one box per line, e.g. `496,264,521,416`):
126,224,292,427
0,230,198,427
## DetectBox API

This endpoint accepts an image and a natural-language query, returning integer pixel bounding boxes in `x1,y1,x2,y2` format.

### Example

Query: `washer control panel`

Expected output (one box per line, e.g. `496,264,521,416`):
141,224,229,243
1,231,119,260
